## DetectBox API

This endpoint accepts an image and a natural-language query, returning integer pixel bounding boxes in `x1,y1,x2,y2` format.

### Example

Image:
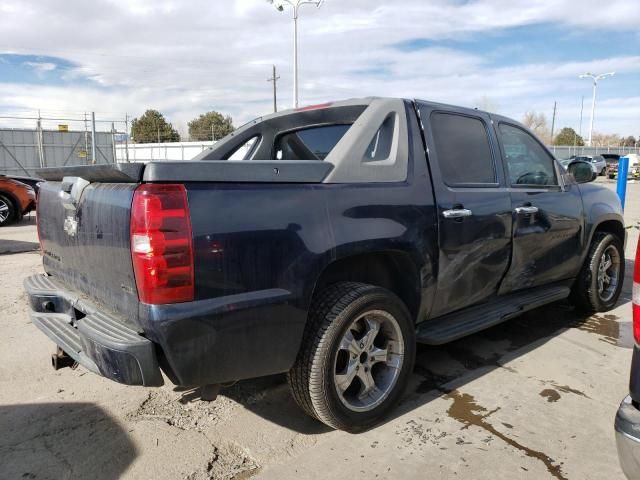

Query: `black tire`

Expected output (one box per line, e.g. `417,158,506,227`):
570,232,625,312
0,194,15,226
287,282,415,432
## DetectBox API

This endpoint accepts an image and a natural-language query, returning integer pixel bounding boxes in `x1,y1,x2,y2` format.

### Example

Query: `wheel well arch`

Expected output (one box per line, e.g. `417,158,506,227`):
310,251,421,322
593,219,625,244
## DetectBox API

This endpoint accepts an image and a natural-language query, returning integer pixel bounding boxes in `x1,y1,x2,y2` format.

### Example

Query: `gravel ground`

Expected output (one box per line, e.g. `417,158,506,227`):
0,178,637,479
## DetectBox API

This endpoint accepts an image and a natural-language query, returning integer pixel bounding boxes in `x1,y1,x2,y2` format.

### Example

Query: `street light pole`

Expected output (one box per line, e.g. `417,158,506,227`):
267,0,323,108
579,72,615,147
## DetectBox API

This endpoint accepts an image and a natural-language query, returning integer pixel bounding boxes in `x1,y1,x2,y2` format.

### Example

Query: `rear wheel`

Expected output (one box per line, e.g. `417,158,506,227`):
288,282,415,432
0,194,15,226
570,232,625,312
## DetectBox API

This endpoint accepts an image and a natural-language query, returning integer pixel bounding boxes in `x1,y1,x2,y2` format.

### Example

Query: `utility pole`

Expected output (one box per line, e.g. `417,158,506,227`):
267,64,280,112
124,113,130,162
91,112,97,164
578,96,584,138
550,101,557,144
84,112,89,163
36,110,45,168
157,126,161,143
111,122,116,163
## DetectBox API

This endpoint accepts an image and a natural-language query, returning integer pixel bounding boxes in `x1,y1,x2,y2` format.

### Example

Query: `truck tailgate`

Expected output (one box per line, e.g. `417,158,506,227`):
38,180,140,327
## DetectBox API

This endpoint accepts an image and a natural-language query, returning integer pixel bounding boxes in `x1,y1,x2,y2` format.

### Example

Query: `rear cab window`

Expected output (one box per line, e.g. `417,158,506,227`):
429,112,497,186
274,124,351,160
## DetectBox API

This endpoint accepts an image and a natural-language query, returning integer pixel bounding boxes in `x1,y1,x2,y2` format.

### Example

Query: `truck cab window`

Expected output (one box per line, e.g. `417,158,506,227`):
274,124,351,160
499,123,558,186
429,112,496,185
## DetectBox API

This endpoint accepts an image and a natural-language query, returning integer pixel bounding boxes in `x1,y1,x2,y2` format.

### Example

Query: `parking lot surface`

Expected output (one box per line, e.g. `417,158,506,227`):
1,178,638,479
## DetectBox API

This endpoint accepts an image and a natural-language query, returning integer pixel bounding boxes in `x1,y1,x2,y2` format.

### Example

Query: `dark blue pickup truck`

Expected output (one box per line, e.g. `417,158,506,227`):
26,97,625,431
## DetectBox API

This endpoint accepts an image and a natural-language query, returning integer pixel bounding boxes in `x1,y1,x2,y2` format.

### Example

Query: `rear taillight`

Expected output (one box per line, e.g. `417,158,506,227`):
130,184,194,304
633,237,640,343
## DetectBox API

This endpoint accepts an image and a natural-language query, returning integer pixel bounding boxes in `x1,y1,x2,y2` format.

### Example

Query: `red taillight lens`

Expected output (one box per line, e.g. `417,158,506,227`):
633,237,640,343
130,184,194,304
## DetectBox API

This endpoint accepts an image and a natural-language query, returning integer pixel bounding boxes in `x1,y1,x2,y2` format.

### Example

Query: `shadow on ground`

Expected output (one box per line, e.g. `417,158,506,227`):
208,275,634,436
0,239,39,255
0,402,137,480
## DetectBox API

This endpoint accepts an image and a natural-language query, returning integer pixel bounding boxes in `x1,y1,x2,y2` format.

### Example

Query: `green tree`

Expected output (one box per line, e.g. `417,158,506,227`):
188,111,234,141
621,135,637,147
553,127,584,146
131,110,180,143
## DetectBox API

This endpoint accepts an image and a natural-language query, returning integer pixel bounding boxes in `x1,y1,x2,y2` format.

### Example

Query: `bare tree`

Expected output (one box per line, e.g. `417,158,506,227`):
522,111,550,142
591,132,622,147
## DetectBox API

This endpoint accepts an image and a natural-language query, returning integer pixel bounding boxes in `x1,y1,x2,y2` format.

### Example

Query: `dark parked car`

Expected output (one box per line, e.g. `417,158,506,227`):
0,175,36,226
615,236,640,478
25,97,625,431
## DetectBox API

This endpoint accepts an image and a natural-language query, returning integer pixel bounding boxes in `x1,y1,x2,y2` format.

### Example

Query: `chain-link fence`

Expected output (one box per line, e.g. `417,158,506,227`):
2,117,639,176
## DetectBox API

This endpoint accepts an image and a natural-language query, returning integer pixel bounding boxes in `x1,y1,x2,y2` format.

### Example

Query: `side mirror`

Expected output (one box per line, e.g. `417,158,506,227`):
568,160,595,184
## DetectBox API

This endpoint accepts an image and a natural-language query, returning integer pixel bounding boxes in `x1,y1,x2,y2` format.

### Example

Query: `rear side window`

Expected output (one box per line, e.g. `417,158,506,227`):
430,112,496,185
274,124,351,160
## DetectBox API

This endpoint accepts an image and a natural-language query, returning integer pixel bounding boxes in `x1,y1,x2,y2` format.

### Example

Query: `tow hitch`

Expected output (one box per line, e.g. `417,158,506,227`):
51,347,77,370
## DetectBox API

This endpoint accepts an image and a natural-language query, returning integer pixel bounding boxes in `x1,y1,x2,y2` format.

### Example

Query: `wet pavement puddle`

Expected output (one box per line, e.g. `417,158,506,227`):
446,390,567,480
540,389,561,403
573,314,634,348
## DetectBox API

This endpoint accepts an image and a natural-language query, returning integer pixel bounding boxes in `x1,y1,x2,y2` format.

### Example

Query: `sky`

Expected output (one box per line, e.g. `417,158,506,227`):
0,0,639,138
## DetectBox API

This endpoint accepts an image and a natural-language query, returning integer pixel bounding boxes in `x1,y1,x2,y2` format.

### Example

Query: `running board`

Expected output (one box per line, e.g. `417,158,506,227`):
416,286,571,345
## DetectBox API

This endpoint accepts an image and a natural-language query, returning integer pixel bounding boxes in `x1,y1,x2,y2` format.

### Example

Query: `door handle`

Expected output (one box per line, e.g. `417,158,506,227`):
514,206,539,214
442,208,473,219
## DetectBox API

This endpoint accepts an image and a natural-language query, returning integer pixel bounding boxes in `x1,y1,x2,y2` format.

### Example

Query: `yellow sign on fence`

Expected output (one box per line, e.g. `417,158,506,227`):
58,124,69,132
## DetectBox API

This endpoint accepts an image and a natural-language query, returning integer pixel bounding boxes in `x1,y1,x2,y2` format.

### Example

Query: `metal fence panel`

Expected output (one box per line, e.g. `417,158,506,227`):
548,145,640,158
0,128,114,176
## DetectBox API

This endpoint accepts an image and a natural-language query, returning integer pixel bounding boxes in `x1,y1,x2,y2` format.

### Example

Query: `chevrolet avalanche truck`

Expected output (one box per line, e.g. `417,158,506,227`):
26,98,625,431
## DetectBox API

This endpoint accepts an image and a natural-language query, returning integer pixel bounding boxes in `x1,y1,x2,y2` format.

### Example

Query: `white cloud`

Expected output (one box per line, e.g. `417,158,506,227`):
23,61,57,73
0,0,638,136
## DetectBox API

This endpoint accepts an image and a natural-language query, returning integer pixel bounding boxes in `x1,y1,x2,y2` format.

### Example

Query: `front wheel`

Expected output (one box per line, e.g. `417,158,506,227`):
0,194,15,226
288,282,415,432
570,232,625,312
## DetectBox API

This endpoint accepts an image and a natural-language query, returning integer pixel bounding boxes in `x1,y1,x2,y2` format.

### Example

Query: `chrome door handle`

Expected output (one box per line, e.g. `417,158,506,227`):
442,208,473,219
514,206,539,214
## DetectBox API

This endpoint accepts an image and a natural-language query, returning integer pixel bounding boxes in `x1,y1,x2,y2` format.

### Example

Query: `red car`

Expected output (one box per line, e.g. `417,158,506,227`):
0,176,37,226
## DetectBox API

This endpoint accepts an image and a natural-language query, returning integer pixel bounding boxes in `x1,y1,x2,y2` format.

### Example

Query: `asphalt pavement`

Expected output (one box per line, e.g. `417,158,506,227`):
0,178,637,479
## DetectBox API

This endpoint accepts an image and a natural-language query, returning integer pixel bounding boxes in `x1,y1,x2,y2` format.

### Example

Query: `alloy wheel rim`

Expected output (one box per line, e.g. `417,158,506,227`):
333,309,404,412
0,199,9,222
597,245,620,302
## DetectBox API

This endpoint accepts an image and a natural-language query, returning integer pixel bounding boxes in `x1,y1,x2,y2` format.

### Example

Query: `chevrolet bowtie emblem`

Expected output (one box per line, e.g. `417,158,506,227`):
63,215,78,237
